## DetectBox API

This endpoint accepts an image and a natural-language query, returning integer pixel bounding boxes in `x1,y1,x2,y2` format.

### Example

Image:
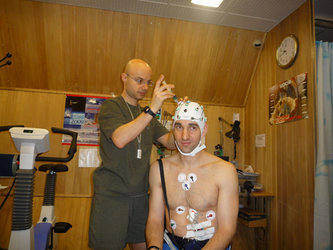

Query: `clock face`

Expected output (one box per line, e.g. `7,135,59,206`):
276,35,298,68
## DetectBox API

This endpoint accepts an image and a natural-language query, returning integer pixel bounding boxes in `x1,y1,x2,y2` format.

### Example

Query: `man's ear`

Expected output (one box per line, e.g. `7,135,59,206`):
121,72,127,82
202,123,208,137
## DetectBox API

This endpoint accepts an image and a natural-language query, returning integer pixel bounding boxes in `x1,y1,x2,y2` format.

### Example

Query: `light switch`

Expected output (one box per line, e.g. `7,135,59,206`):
256,134,266,147
233,113,240,122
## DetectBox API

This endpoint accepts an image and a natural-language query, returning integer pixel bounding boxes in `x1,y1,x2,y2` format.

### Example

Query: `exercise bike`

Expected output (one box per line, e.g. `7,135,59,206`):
0,126,77,250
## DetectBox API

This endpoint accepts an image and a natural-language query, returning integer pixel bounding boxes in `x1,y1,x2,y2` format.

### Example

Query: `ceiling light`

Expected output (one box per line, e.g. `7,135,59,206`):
191,0,223,8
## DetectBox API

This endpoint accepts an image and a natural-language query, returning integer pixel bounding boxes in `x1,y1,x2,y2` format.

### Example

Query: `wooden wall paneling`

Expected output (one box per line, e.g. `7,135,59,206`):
42,3,65,91
0,0,264,106
244,1,315,249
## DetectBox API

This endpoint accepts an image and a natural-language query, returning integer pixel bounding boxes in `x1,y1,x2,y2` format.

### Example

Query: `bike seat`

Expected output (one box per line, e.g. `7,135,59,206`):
39,164,68,172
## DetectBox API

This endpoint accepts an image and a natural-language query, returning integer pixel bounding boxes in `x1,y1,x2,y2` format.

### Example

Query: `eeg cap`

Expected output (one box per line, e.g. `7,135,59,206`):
173,101,207,133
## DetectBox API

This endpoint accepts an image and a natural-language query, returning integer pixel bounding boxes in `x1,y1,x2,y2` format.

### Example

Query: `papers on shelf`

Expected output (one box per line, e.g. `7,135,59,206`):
240,172,260,177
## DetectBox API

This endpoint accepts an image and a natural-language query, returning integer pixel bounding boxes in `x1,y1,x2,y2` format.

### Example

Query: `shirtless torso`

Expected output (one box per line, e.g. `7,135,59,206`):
162,152,226,240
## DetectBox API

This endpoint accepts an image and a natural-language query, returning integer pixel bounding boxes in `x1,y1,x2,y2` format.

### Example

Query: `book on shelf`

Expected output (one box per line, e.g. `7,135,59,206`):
238,208,266,221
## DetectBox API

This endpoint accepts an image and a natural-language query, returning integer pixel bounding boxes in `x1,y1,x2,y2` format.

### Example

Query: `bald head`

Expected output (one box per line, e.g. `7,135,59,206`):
121,59,153,104
124,59,152,75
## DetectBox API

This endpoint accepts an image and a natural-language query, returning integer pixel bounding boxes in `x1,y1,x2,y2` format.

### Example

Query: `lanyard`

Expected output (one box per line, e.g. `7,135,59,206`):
123,97,142,159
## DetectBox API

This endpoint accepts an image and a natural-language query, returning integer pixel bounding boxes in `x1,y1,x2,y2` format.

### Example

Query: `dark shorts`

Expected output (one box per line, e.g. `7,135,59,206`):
164,231,208,250
163,231,232,250
88,193,148,250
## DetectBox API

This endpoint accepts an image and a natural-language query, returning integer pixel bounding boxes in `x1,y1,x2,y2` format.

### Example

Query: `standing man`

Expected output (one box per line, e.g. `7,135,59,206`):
146,101,239,250
89,59,176,250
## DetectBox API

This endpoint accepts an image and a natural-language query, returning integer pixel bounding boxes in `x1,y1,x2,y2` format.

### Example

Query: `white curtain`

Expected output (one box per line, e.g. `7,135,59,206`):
314,41,333,250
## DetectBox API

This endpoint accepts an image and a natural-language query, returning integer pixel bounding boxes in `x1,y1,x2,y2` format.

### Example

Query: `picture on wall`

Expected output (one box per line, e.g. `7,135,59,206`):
269,72,308,125
63,94,108,145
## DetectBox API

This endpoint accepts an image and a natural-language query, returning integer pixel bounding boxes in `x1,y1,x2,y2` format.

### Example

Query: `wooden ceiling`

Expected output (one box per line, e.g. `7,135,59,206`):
0,0,267,106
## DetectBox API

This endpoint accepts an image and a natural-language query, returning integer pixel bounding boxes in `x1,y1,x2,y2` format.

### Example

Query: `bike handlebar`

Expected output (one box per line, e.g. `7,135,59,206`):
0,125,24,132
36,127,78,163
0,125,78,163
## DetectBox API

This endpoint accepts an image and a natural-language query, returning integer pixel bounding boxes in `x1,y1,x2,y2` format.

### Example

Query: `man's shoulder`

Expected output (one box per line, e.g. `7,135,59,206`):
152,155,179,172
102,96,122,106
203,152,236,172
100,96,125,114
164,154,181,164
153,155,175,167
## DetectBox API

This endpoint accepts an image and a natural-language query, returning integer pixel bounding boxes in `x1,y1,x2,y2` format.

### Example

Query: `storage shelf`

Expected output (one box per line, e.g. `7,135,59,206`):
239,191,274,198
238,217,267,228
238,191,274,228
250,191,274,197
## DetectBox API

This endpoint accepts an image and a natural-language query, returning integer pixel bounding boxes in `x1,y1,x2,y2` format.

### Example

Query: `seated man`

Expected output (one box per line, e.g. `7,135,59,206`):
146,101,239,250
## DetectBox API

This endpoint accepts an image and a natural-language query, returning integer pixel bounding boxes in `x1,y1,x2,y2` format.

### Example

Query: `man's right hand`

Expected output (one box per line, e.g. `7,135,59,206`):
150,74,175,113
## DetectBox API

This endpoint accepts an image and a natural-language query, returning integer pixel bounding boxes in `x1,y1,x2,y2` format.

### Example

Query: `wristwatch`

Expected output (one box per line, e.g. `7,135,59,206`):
143,106,156,118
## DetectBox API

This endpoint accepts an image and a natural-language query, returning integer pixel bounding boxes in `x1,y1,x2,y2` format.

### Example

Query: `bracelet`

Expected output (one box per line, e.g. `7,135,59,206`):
147,246,160,250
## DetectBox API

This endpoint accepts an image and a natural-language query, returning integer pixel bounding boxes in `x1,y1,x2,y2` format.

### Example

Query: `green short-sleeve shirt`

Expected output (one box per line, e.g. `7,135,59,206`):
93,96,169,196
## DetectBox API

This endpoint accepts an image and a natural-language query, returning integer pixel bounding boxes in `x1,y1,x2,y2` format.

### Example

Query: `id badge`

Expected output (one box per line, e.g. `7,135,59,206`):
137,149,142,159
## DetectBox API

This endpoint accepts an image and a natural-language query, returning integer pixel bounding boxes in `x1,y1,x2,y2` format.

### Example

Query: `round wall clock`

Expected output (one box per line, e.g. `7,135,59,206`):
276,34,298,69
